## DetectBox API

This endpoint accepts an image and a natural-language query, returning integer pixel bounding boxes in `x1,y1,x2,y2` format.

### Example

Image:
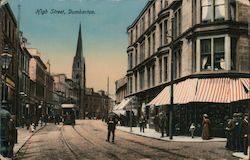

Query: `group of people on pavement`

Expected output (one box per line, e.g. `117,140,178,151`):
225,113,248,155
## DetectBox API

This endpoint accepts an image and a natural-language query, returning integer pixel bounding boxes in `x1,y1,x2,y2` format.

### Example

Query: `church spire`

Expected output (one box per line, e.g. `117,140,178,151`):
76,23,83,58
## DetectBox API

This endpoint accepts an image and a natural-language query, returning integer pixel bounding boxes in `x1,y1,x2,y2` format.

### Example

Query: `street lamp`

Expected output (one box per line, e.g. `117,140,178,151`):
169,16,175,140
1,45,13,106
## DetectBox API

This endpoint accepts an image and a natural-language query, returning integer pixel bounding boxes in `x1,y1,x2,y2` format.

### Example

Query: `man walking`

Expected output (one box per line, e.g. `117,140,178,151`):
106,116,117,143
139,115,146,133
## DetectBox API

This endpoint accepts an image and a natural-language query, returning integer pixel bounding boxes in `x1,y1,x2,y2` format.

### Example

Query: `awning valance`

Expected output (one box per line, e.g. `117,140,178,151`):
147,77,250,106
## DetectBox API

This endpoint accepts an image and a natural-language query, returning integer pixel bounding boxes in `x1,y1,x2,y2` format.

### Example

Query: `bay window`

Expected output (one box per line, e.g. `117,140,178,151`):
201,0,212,22
214,38,225,70
214,0,225,20
201,39,212,70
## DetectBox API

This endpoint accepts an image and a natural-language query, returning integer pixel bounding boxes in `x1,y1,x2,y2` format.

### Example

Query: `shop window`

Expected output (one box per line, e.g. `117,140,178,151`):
214,38,225,70
201,0,212,22
201,39,212,70
229,0,236,20
214,0,225,21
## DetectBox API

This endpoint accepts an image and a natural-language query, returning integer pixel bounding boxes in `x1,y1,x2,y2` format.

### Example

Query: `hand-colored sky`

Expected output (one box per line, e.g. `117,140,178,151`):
9,0,147,96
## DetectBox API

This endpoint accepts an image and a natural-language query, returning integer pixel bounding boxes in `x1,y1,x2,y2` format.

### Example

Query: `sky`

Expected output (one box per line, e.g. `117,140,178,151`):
8,0,148,96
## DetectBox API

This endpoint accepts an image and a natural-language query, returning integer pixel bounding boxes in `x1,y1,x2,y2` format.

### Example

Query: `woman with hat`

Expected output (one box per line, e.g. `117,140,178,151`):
202,114,211,140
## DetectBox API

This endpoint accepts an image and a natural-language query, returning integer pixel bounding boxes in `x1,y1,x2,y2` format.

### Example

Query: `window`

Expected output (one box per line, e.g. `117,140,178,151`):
141,17,145,33
159,58,162,83
148,9,151,26
164,57,168,81
214,0,225,20
159,23,163,46
139,69,145,90
152,64,155,86
229,0,236,20
129,77,133,94
200,37,225,71
152,33,155,53
147,67,151,88
153,3,156,21
200,39,211,70
231,38,237,70
214,38,225,70
135,73,138,92
174,8,182,38
164,0,168,8
160,0,163,9
201,0,212,22
174,50,182,79
136,25,138,39
140,42,145,62
135,48,138,66
164,20,168,44
129,53,133,69
148,36,151,57
130,30,133,44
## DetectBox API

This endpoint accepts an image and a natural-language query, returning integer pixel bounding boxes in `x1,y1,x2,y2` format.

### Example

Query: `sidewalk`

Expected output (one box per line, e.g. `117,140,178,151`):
232,152,249,160
116,126,226,142
0,124,45,160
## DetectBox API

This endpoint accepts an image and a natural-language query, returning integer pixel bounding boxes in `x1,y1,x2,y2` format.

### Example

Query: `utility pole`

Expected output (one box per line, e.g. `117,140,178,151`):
169,16,175,140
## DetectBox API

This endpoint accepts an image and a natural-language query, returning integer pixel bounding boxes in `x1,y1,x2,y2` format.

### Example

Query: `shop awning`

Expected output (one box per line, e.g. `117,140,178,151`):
113,98,132,111
147,77,250,106
147,78,198,106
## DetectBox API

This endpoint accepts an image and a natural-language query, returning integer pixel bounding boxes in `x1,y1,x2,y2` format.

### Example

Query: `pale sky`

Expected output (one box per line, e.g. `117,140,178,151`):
9,0,148,95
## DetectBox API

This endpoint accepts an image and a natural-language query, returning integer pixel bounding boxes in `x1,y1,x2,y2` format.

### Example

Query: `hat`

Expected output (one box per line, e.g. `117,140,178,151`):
203,114,208,118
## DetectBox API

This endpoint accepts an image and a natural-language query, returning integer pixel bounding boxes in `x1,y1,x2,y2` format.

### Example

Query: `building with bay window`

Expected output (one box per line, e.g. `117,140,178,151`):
126,0,249,136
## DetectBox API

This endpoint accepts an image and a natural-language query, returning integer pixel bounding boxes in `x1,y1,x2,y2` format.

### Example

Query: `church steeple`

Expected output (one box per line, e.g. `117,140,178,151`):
72,23,86,89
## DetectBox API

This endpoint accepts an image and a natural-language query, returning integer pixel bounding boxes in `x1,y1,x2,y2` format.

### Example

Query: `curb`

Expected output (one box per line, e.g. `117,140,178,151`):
116,127,226,143
14,125,46,155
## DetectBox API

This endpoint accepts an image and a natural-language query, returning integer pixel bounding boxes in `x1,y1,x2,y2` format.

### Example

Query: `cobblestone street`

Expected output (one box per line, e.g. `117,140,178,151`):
14,120,237,160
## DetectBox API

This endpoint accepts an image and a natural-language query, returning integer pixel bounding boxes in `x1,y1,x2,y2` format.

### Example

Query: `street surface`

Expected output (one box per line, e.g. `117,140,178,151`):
14,120,236,160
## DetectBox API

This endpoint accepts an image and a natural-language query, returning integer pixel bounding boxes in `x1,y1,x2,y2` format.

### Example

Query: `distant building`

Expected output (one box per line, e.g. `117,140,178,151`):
28,48,47,117
84,88,112,119
115,76,127,104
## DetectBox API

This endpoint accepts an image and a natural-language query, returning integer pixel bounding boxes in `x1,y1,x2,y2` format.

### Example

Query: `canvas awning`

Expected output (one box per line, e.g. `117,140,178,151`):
61,104,78,109
147,77,250,106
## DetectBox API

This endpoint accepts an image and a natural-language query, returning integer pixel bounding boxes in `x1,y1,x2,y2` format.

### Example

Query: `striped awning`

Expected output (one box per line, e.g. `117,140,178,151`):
147,77,250,106
147,78,198,106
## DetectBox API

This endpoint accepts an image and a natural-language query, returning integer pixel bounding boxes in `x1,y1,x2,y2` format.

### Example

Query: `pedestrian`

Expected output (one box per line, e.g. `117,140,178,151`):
242,113,248,155
154,114,160,132
44,114,48,125
7,116,16,158
106,116,117,143
233,113,243,152
70,111,76,127
189,123,196,138
201,114,211,140
139,115,146,133
225,118,234,149
21,114,25,128
159,112,168,138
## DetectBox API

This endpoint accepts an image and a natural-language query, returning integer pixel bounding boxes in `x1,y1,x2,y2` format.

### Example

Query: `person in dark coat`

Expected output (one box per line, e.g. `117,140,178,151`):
160,113,168,138
44,114,48,125
139,115,146,133
70,112,76,127
233,113,243,151
106,116,117,143
7,116,16,158
242,113,248,155
225,118,234,149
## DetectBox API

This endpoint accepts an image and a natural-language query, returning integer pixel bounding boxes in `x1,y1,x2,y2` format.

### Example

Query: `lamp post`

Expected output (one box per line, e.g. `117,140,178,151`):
169,16,175,140
1,45,13,107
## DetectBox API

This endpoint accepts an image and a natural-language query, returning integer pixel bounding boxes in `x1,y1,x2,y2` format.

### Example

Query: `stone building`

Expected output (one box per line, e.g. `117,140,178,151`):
0,3,18,117
84,88,112,119
126,0,249,136
28,48,47,117
115,76,127,104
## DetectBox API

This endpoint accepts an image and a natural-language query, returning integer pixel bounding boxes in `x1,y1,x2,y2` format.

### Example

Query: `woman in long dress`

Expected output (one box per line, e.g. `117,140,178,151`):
202,114,211,140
